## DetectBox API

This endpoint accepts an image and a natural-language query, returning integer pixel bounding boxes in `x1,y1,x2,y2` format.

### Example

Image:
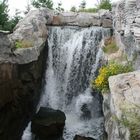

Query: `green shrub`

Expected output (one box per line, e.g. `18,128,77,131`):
120,109,140,140
92,62,133,92
15,40,33,49
97,0,112,11
78,8,97,13
103,38,119,54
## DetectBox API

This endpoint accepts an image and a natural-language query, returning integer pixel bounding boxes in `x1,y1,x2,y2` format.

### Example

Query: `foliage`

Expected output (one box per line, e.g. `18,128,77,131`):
32,0,53,9
78,8,97,13
78,0,111,13
97,0,112,11
103,38,119,54
56,1,64,12
0,0,9,30
24,1,31,15
79,0,86,10
0,0,22,31
92,62,133,92
15,40,33,49
120,109,140,140
70,6,77,12
8,9,22,31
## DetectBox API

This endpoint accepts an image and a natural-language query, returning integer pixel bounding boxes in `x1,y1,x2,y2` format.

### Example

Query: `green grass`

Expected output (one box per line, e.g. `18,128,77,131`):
120,110,140,140
78,8,97,13
15,40,33,49
103,40,119,54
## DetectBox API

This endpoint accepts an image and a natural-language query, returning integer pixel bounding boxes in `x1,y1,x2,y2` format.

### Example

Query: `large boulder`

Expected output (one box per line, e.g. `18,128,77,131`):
31,107,66,140
73,135,95,140
51,10,112,28
109,70,140,119
103,70,140,140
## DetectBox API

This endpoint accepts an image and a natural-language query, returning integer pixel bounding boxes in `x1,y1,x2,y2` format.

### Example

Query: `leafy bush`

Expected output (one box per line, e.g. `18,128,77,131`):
97,0,112,11
32,0,53,9
15,40,33,49
103,38,119,54
120,108,140,140
92,62,133,92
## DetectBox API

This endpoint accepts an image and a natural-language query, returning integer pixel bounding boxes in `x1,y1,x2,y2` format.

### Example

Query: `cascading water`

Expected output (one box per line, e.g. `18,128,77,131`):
22,26,111,140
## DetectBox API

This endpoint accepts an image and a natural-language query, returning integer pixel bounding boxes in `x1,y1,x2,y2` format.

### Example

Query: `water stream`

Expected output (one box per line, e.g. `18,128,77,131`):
22,26,111,140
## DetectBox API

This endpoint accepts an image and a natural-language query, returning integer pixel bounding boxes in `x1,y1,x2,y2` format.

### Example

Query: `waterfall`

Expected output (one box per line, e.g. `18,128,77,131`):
22,26,111,140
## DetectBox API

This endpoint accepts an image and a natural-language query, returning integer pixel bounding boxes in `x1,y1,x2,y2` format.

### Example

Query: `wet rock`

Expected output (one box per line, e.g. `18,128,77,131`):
103,70,140,140
73,135,95,140
0,29,47,140
31,107,66,140
80,104,91,119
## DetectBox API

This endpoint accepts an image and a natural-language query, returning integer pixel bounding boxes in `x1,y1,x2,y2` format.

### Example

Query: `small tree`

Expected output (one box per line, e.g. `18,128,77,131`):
24,0,31,15
10,9,22,30
56,1,64,12
70,6,77,12
97,0,112,10
0,0,9,30
79,0,86,10
32,0,53,9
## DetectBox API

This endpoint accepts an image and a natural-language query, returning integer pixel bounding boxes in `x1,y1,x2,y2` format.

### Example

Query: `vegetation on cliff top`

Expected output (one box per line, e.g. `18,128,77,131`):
0,0,22,31
97,0,112,11
74,0,112,13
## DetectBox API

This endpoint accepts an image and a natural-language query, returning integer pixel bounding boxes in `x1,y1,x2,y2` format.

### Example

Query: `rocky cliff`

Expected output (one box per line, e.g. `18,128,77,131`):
102,0,140,139
0,12,48,139
0,8,112,140
113,0,140,69
103,71,140,140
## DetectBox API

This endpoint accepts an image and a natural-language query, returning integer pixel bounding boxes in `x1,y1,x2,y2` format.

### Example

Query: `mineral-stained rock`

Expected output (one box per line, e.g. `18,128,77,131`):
31,107,66,140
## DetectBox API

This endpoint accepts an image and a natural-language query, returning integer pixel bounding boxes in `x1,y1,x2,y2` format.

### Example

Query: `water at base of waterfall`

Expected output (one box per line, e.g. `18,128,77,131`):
22,26,111,140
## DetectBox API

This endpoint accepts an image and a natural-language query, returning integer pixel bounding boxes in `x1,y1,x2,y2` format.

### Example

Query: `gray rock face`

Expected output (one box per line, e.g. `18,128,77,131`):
0,10,48,140
5,8,112,64
103,70,140,140
50,10,112,28
0,32,12,62
0,46,47,140
103,93,130,140
11,9,112,34
9,9,49,47
31,107,66,140
109,71,140,118
113,0,140,69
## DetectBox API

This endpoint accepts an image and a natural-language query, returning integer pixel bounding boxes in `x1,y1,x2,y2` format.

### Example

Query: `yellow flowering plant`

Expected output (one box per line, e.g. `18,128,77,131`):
92,62,133,92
